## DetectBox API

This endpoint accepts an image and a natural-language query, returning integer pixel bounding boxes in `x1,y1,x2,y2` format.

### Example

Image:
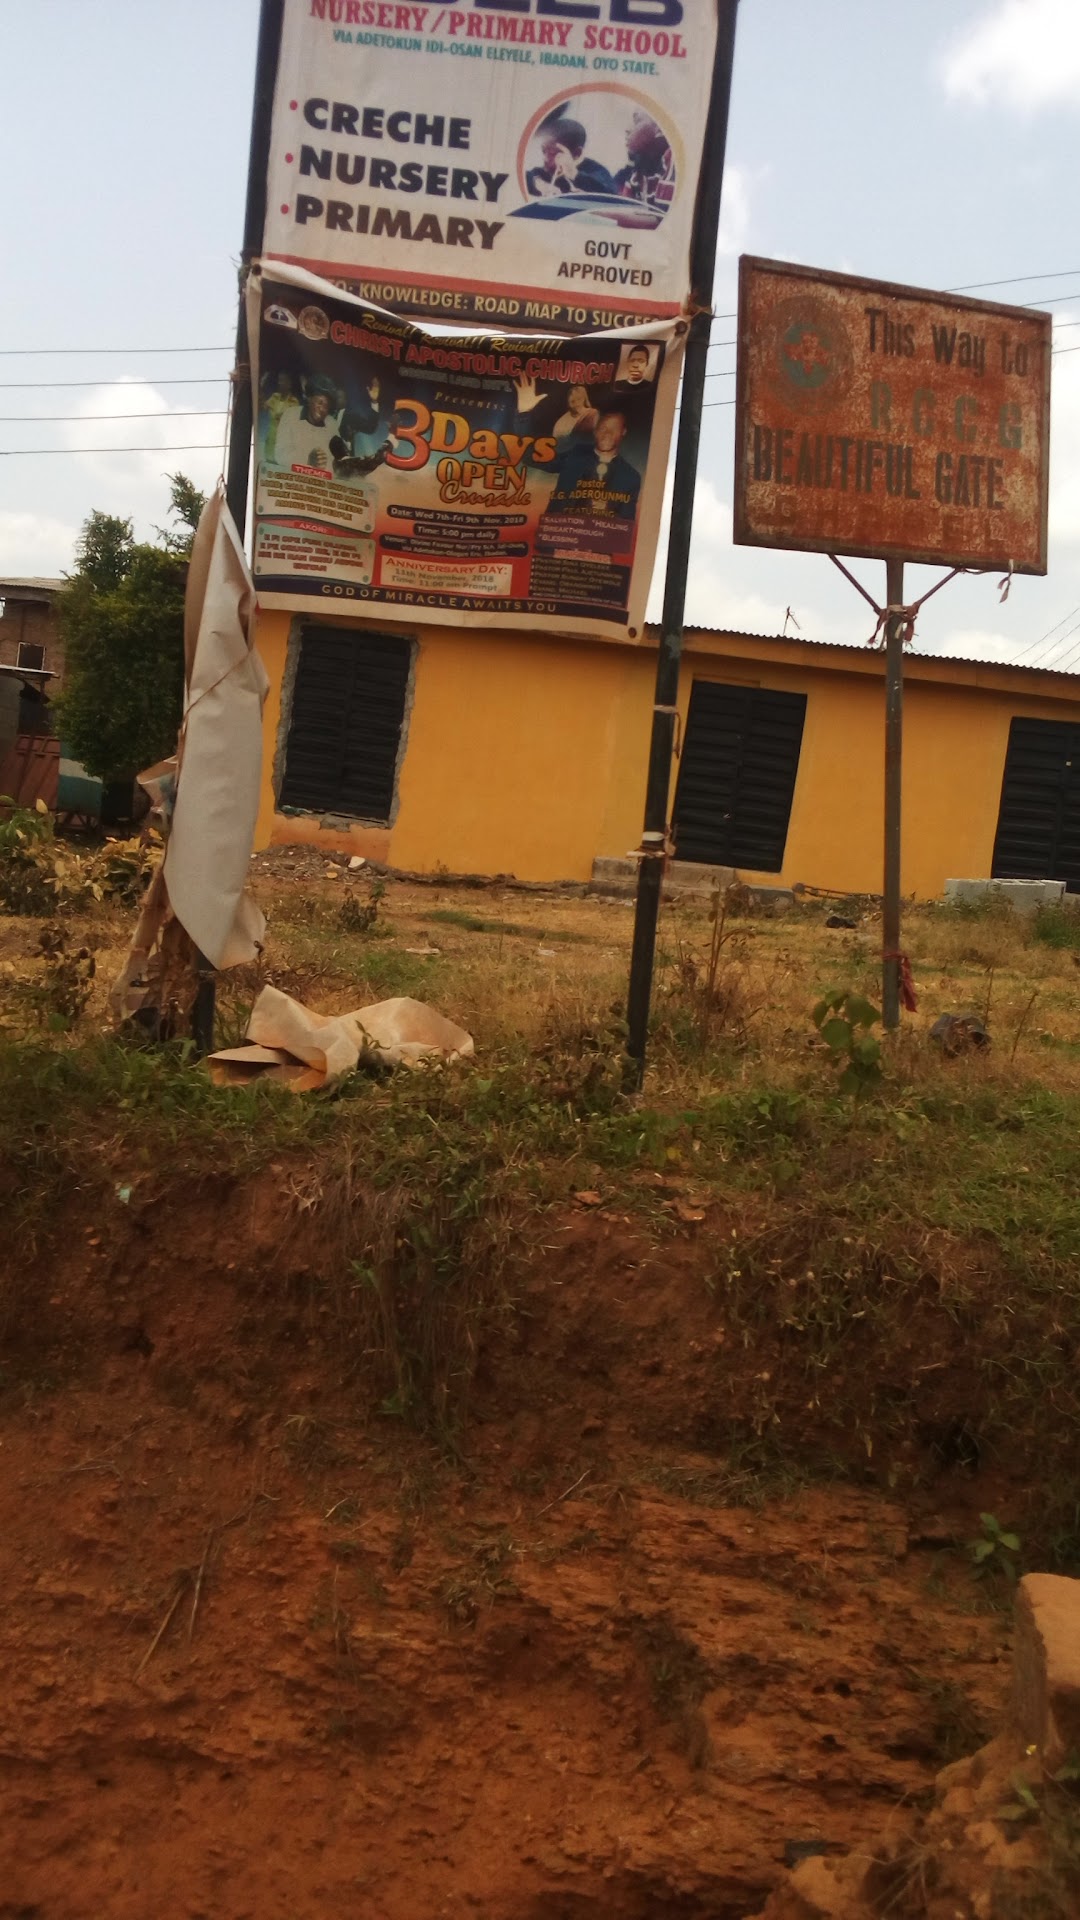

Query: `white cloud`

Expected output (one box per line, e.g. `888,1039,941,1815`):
0,509,78,577
916,625,1034,664
60,381,225,542
940,0,1080,108
716,163,751,257
646,474,841,636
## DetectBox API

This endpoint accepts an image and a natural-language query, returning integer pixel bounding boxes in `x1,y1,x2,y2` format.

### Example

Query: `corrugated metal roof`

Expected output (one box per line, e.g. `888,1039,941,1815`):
0,576,64,596
669,624,1079,680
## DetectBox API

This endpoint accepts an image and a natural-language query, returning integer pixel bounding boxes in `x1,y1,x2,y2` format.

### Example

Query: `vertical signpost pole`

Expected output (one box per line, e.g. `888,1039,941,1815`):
191,0,284,1057
226,0,284,536
625,0,740,1090
881,556,904,1031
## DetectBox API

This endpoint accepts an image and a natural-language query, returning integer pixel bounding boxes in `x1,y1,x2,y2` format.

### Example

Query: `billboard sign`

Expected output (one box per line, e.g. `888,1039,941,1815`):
248,263,682,637
734,256,1051,575
262,0,722,331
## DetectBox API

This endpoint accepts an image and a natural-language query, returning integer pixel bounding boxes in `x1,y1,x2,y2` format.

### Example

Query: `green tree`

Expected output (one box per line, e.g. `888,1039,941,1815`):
54,475,207,783
73,510,134,592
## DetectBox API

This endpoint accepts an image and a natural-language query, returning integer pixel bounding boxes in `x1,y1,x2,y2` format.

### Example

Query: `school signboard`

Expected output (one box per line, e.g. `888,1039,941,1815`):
248,262,682,636
734,257,1052,574
261,0,723,331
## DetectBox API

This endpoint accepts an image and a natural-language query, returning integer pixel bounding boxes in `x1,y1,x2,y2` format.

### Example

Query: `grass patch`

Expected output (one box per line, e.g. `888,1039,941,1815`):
426,907,589,943
5,870,1080,1541
1032,902,1080,949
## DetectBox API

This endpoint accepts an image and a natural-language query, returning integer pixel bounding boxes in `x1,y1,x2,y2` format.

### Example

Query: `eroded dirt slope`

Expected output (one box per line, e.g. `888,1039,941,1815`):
0,1181,1011,1919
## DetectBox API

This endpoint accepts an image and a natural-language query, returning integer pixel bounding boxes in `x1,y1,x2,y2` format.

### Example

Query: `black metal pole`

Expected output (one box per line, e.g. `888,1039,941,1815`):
882,555,904,1030
625,0,740,1088
226,0,284,537
192,0,283,1058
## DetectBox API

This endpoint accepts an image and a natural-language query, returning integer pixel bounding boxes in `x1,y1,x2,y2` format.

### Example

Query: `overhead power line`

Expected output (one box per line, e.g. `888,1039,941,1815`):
0,283,1078,360
949,269,1080,293
1036,622,1080,674
1008,614,1080,666
0,409,229,423
0,377,231,390
0,345,232,357
0,443,225,458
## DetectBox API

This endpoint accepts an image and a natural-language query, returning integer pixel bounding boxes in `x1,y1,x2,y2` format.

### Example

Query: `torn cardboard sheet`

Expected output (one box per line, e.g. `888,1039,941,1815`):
207,985,474,1088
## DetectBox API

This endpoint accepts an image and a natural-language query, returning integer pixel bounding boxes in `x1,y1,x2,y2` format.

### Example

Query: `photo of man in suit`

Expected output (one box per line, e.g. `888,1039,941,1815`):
545,411,641,522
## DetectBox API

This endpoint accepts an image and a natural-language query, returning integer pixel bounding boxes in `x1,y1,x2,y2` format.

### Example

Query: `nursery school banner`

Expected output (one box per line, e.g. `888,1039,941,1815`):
248,263,682,636
262,0,722,331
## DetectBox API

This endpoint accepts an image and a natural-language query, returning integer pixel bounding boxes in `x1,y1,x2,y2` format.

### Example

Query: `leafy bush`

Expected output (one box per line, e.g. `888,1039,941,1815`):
812,988,883,1099
339,877,387,934
94,834,161,908
0,799,99,915
35,923,96,1027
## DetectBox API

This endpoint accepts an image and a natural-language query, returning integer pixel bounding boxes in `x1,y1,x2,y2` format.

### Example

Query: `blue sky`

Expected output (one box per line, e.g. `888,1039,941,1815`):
2,0,1078,666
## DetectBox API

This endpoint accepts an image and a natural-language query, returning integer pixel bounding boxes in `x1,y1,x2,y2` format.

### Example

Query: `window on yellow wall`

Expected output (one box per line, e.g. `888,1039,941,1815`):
993,716,1080,894
673,681,807,872
279,625,412,823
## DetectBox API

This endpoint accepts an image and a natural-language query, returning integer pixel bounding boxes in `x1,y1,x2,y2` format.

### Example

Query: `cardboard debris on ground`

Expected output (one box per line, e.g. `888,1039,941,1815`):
207,985,474,1089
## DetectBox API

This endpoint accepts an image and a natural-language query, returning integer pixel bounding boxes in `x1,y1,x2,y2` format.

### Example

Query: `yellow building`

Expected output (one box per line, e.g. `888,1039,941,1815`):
253,610,1080,900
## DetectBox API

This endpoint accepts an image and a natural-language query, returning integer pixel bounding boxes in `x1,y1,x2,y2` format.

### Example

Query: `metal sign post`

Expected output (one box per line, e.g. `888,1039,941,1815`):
191,0,284,1058
882,556,904,1030
731,255,1052,1041
625,0,741,1089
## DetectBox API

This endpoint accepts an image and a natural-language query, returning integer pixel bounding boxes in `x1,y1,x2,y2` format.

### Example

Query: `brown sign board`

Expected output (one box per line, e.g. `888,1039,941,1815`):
733,256,1051,575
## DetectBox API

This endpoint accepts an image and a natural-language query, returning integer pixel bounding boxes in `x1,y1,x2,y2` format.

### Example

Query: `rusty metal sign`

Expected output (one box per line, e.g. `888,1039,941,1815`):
733,256,1051,574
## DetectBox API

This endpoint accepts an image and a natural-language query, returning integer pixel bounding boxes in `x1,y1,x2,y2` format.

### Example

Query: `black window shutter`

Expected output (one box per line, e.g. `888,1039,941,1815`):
673,682,807,873
280,627,411,823
992,716,1080,893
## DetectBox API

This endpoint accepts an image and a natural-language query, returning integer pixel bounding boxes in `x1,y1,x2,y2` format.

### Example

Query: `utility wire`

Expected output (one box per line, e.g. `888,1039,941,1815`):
949,269,1080,293
1009,604,1080,662
1,285,1079,359
0,345,232,357
0,409,229,423
0,444,225,458
1035,621,1080,673
0,377,231,390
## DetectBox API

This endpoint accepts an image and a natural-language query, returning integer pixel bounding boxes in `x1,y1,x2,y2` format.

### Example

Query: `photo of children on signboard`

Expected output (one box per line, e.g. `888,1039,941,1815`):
516,94,677,228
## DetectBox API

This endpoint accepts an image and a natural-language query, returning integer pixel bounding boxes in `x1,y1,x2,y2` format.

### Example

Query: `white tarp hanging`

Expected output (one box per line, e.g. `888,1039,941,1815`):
110,486,268,1022
164,483,269,969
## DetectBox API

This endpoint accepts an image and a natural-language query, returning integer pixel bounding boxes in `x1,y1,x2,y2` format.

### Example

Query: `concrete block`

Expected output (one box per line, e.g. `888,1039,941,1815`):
1012,1572,1080,1770
665,859,738,898
945,878,1066,913
587,856,638,899
588,858,794,911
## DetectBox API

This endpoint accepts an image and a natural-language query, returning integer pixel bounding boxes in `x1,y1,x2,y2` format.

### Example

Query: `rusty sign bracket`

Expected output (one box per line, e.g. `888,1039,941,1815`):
827,551,982,650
